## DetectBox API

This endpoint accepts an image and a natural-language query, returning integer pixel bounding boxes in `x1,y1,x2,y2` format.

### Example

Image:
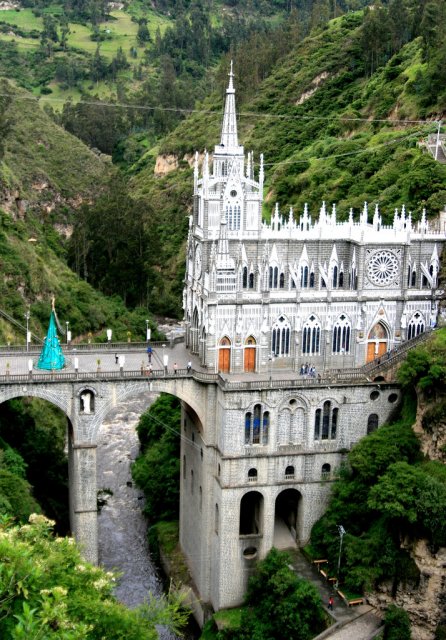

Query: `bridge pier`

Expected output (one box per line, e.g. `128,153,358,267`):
68,437,98,564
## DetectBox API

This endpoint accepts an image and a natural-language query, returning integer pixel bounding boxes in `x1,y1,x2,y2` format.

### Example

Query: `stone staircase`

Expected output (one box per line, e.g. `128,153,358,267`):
288,549,383,640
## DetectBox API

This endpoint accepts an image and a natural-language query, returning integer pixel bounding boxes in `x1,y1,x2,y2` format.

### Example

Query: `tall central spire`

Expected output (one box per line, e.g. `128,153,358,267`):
220,61,239,149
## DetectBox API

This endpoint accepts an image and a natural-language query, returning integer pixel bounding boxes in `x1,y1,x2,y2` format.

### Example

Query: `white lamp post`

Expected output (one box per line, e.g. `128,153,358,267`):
162,344,168,374
106,329,112,343
25,310,30,351
146,320,151,342
66,322,69,345
335,525,346,590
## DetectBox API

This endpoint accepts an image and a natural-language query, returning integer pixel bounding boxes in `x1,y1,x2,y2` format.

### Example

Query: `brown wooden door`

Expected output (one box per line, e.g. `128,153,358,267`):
244,347,256,372
366,342,375,363
219,348,230,373
377,341,387,358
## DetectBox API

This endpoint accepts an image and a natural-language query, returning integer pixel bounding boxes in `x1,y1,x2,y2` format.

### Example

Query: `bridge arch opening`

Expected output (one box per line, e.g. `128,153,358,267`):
0,395,70,535
239,490,263,535
273,488,301,549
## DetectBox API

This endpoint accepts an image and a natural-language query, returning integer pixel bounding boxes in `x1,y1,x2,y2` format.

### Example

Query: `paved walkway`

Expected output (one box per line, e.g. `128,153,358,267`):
288,550,383,639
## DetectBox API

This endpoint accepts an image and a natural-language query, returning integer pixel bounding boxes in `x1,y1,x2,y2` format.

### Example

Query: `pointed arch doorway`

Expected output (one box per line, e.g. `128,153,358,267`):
244,336,256,372
366,322,388,363
218,337,231,373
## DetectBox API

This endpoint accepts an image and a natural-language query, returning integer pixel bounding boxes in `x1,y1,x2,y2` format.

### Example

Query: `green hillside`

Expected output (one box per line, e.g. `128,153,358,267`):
0,79,159,343
128,8,446,314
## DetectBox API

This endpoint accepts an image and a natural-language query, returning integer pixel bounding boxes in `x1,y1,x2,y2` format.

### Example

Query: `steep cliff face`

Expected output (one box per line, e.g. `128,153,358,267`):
369,540,446,640
367,392,446,640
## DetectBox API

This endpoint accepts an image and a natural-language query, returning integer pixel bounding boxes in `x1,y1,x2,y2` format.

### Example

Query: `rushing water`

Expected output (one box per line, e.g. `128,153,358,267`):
96,392,179,638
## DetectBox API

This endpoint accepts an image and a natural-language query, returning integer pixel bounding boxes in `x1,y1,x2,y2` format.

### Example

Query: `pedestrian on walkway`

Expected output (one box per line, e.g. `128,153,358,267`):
147,346,152,363
174,362,178,374
328,596,334,611
187,360,192,373
115,353,119,364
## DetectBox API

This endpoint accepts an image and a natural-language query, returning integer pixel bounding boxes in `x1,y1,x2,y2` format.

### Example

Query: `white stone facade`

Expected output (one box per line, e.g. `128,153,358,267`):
183,69,444,375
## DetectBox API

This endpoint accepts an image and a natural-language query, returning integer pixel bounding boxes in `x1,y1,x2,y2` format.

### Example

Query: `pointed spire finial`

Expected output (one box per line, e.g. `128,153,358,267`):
219,62,238,148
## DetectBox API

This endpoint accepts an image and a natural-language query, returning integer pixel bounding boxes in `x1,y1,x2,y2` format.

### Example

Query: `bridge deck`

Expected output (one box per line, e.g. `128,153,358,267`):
0,329,431,388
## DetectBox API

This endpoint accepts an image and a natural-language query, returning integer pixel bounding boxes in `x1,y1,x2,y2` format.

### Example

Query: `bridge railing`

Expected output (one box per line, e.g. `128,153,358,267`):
0,338,185,355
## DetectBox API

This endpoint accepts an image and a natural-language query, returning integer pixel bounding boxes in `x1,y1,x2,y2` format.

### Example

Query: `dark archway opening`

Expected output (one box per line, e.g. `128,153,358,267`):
0,397,69,534
274,488,301,549
239,490,263,535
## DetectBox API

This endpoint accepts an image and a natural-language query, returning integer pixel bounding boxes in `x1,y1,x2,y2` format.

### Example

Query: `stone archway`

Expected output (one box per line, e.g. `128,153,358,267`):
274,488,301,549
366,321,389,363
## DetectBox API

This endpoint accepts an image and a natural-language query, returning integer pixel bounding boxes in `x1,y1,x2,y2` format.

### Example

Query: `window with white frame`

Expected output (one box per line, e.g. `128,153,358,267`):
302,315,321,354
332,314,351,354
272,316,291,356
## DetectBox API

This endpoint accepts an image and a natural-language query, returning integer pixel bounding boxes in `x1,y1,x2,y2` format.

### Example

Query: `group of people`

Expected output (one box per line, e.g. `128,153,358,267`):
299,363,318,378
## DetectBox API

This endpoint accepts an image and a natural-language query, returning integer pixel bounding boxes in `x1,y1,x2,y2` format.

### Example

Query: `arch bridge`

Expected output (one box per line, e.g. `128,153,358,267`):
0,336,425,610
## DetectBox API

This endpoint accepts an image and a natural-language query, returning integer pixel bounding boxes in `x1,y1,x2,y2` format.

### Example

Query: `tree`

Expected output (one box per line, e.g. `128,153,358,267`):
220,548,325,640
0,515,189,639
132,395,181,521
137,18,151,45
383,605,411,640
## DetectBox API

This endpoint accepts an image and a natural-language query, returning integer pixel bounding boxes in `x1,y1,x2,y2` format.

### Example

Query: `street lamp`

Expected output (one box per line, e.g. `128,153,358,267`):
268,354,274,386
162,344,168,375
24,310,30,352
106,328,112,344
335,525,346,590
146,319,151,342
66,321,70,345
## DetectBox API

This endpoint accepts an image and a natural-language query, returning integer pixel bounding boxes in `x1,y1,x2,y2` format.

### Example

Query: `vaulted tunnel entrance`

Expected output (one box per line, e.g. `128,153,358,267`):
273,488,301,549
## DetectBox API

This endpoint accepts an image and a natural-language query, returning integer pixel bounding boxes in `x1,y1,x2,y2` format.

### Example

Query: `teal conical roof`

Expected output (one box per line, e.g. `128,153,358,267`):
37,310,65,370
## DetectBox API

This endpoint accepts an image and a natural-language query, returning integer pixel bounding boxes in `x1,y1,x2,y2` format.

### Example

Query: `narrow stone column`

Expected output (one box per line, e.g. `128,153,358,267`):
69,442,98,564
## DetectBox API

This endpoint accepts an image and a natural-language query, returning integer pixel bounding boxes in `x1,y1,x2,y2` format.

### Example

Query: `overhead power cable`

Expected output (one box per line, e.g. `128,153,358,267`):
0,90,441,126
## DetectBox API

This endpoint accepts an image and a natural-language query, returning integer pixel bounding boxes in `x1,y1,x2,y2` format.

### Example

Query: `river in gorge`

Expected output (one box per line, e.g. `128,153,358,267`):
96,392,198,639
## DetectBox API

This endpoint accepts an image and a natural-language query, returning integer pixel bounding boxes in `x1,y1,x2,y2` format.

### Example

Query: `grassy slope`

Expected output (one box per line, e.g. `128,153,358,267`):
1,79,108,205
0,80,156,342
0,6,171,107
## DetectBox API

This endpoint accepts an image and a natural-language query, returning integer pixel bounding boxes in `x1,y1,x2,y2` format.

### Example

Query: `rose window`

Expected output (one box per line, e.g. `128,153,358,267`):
367,251,399,286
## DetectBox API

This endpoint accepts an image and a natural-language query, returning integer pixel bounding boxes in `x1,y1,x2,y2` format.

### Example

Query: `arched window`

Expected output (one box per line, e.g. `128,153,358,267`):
422,273,428,288
332,315,351,354
332,265,338,288
407,265,411,286
272,316,291,357
367,413,379,434
285,465,295,479
314,401,338,440
279,272,285,288
411,270,416,287
269,266,279,289
302,315,321,355
309,271,315,288
321,463,331,479
349,267,357,290
249,272,255,289
242,266,248,288
245,404,269,445
407,312,425,340
262,412,270,445
339,270,344,287
248,468,258,482
301,265,309,288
